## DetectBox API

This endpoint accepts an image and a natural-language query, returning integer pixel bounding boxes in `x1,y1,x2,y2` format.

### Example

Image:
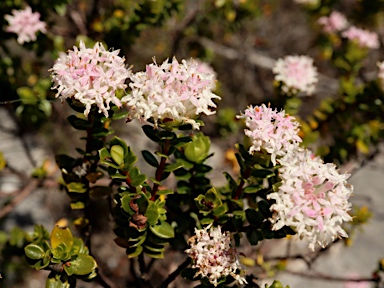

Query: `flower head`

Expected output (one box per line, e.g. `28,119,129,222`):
273,55,318,95
122,57,220,129
267,148,353,251
5,6,47,44
342,26,379,49
318,11,348,34
50,41,130,117
185,224,246,287
237,104,302,165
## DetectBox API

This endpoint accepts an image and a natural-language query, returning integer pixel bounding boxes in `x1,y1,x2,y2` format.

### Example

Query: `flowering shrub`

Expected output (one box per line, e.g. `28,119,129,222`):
1,1,384,288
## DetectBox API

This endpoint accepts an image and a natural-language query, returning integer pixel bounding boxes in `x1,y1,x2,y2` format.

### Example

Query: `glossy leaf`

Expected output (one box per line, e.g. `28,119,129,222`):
127,245,143,258
142,150,159,167
25,244,45,260
142,125,160,142
51,225,74,251
110,145,125,165
246,208,263,227
149,221,174,239
64,254,97,276
66,182,87,193
67,115,92,130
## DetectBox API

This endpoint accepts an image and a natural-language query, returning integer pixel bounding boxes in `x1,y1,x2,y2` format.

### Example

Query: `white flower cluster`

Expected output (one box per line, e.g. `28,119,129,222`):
237,104,302,165
267,148,353,251
50,41,131,117
273,55,318,95
185,225,247,287
122,57,220,129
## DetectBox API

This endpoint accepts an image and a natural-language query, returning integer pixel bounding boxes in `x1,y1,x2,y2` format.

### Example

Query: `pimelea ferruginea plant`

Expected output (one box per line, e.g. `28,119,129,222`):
19,39,355,288
3,1,384,286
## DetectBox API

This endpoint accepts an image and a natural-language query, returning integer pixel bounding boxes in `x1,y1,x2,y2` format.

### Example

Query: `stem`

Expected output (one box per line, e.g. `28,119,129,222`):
151,139,170,200
158,257,190,288
234,167,251,200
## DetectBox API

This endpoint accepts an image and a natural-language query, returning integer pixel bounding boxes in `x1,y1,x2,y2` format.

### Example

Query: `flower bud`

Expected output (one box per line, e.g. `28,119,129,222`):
184,132,210,163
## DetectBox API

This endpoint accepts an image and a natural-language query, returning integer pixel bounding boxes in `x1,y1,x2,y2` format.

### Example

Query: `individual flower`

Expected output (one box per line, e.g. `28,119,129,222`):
318,11,348,34
185,224,247,287
4,6,47,45
122,57,220,129
237,104,302,165
342,26,379,49
267,148,353,251
50,41,130,117
273,55,318,95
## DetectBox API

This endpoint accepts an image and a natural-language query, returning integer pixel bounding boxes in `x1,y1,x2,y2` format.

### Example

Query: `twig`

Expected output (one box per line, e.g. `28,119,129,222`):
171,1,202,56
158,257,191,288
94,266,118,288
283,269,381,284
0,178,40,219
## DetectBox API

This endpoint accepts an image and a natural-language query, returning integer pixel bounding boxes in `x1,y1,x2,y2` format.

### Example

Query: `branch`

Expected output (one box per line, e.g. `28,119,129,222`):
158,257,190,288
283,269,381,284
0,178,40,219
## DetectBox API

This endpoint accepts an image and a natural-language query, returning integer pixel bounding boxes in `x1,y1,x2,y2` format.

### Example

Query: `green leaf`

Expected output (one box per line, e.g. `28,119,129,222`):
25,244,45,260
127,245,143,258
243,185,263,194
67,115,92,130
145,203,160,226
111,145,125,166
70,201,85,210
46,272,71,288
99,148,119,169
246,208,263,227
212,205,228,216
122,146,138,171
200,218,214,225
164,161,184,172
184,132,211,163
170,136,192,148
142,150,159,167
66,182,87,193
251,169,275,179
129,167,147,186
51,225,74,251
142,125,160,142
64,254,97,276
156,189,174,195
149,221,174,239
246,229,258,245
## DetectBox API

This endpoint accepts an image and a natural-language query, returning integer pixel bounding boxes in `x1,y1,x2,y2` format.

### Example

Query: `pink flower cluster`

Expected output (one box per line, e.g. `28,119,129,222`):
185,225,247,287
318,11,348,34
237,104,302,165
317,11,379,49
50,41,130,117
267,148,353,251
5,6,46,45
273,55,318,95
122,57,220,129
342,26,380,49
